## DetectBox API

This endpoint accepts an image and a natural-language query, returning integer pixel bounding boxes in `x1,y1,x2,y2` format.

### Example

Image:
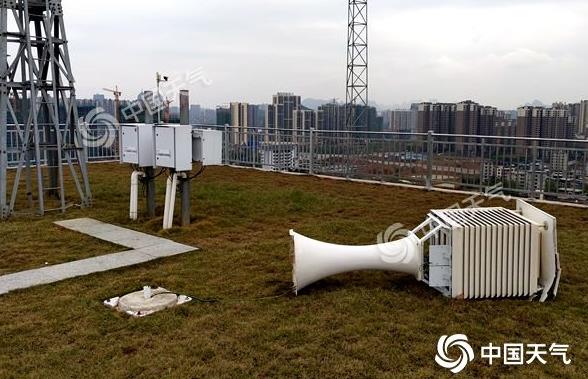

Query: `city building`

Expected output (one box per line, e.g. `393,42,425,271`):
579,100,588,138
77,96,129,123
495,111,517,145
454,101,498,154
254,104,267,129
416,102,456,135
265,92,301,141
292,107,319,142
202,108,217,124
230,102,259,145
93,94,105,102
216,106,231,126
347,105,381,132
386,109,417,133
318,102,345,131
189,105,218,125
169,106,180,123
189,104,201,124
551,150,570,173
516,106,576,156
516,106,575,141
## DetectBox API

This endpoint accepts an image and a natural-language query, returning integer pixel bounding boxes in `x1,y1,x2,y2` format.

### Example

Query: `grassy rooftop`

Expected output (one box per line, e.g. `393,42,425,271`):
0,163,587,377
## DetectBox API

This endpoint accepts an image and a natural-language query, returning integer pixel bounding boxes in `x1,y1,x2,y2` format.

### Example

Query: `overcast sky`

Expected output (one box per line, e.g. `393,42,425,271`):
65,0,588,109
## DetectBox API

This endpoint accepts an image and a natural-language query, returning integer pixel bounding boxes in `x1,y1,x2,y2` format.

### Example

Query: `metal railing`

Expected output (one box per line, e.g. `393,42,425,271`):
199,124,588,204
6,123,119,168
6,123,587,204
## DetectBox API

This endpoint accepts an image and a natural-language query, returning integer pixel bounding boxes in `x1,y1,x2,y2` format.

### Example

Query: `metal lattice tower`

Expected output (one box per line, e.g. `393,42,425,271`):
0,0,91,219
345,0,368,131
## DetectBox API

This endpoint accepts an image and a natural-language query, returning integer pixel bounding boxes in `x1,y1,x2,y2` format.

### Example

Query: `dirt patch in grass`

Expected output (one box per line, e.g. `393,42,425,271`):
0,163,586,377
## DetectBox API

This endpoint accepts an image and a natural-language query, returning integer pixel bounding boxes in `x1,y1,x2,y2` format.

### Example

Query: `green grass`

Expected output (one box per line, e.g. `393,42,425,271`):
0,163,587,378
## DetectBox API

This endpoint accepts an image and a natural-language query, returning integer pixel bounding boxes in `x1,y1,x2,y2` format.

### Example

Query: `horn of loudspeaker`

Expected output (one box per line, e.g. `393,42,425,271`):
290,230,422,294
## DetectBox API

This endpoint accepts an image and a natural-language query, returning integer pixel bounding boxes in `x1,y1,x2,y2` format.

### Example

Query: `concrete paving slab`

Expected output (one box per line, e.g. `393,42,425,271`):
90,230,164,249
0,219,198,296
0,271,58,295
135,244,194,259
54,218,171,249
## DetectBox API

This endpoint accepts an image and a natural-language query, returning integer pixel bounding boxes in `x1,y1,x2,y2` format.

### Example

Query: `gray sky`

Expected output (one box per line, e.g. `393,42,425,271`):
66,0,588,109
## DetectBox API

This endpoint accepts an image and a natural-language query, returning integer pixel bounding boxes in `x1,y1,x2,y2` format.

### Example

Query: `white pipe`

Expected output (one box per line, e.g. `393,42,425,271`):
143,286,152,300
167,173,178,229
130,171,144,220
163,175,173,229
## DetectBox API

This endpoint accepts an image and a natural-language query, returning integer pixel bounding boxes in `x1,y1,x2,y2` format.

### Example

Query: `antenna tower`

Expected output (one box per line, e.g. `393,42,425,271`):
0,0,91,218
345,0,368,131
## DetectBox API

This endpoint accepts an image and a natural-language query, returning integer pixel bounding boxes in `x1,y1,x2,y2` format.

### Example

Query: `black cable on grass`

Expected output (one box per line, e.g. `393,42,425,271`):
185,163,206,180
151,288,293,305
151,168,167,180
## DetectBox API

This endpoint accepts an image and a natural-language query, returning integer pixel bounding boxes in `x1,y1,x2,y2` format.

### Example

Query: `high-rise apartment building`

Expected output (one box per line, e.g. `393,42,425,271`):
228,102,260,144
203,109,217,124
348,105,381,132
454,101,478,154
579,100,588,138
318,102,345,131
77,96,126,123
387,110,417,133
454,101,498,135
292,108,319,142
453,101,497,154
516,106,576,156
517,107,574,140
216,106,231,126
495,111,517,143
230,102,249,144
416,102,456,137
315,102,381,132
190,104,202,124
265,92,301,141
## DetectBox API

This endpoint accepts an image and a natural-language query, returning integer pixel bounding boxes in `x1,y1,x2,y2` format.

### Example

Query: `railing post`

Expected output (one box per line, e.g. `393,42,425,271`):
479,137,486,193
426,130,433,190
583,147,587,200
223,123,229,165
0,9,8,219
530,141,538,199
309,128,315,175
345,130,351,179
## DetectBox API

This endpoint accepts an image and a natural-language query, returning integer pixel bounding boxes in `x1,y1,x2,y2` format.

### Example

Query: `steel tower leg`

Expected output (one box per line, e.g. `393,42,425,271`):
0,8,7,219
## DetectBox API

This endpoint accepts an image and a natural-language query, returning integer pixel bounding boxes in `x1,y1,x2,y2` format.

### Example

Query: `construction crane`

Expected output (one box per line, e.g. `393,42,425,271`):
102,86,122,123
163,97,174,124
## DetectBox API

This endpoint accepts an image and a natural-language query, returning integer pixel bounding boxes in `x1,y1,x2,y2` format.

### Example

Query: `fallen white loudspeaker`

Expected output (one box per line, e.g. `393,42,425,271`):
290,200,561,302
